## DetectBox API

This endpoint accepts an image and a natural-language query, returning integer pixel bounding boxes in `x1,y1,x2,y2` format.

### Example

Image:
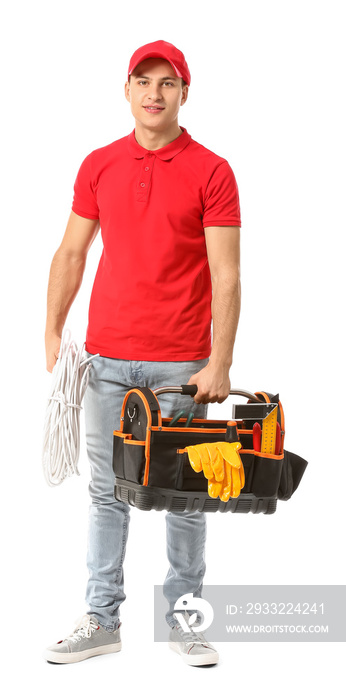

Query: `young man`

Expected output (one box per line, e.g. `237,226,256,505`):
44,40,241,666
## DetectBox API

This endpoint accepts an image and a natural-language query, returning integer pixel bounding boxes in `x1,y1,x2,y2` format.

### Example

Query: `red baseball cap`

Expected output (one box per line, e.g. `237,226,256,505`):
127,40,191,86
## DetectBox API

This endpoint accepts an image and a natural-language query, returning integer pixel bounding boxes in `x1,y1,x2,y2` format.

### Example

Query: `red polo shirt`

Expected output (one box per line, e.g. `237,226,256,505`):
72,126,241,360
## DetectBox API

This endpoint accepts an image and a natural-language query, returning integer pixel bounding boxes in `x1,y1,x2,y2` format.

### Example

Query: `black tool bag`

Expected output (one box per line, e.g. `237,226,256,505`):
113,385,308,514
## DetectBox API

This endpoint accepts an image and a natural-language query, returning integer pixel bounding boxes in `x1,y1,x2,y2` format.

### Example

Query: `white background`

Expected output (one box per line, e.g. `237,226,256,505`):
1,0,345,696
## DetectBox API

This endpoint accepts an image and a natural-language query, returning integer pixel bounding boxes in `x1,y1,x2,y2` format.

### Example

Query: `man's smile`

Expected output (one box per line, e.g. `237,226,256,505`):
143,105,165,113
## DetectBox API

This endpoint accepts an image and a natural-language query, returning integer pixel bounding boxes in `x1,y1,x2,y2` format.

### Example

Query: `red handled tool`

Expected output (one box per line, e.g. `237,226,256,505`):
275,422,281,455
253,422,262,452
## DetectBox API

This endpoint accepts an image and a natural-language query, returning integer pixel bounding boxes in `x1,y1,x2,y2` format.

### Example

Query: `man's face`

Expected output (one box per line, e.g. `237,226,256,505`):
124,58,188,132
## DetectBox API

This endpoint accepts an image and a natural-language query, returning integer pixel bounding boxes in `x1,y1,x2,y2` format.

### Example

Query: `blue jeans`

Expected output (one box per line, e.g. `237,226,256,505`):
83,354,209,631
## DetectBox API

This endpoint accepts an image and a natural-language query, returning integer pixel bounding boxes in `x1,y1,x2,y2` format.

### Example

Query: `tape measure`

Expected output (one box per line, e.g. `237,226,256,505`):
261,406,278,454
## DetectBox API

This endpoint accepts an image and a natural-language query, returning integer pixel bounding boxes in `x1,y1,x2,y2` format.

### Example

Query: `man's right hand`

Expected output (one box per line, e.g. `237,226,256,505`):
45,332,61,373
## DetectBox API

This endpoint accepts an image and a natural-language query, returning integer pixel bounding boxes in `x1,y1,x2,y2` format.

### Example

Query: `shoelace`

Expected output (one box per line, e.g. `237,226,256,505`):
65,615,99,643
177,624,209,648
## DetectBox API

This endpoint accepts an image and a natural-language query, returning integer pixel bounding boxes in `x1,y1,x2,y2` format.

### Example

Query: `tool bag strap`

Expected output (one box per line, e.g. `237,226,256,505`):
135,386,161,422
121,386,162,440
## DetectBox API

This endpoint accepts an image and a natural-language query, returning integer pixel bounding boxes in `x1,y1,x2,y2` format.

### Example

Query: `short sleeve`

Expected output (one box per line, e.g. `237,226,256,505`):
202,161,241,228
72,153,100,220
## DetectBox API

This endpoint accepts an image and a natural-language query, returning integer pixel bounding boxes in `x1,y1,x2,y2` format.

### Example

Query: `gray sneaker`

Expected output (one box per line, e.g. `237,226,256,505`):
44,614,122,664
168,616,219,666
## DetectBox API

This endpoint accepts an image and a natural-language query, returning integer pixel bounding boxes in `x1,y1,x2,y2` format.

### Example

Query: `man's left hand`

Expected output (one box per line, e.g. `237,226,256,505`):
187,362,231,404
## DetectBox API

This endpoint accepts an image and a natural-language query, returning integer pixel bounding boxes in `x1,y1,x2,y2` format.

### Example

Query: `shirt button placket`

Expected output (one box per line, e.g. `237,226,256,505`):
136,153,154,202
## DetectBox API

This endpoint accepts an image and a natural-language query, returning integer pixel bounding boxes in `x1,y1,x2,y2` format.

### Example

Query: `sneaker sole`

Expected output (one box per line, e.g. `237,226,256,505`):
44,642,122,664
168,641,219,666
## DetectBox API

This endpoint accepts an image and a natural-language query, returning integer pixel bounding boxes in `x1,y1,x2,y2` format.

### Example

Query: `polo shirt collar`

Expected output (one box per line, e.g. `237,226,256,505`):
127,126,191,160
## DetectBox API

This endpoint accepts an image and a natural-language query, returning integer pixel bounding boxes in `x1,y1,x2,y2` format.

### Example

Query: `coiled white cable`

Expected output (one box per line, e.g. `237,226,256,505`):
42,329,99,486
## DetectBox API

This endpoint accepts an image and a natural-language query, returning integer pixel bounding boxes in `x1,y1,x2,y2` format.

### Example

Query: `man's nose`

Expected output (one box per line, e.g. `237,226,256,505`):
148,82,163,101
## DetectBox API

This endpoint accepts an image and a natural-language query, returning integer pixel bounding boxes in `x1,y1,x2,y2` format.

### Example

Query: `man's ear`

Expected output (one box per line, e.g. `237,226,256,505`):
181,85,189,106
124,81,130,103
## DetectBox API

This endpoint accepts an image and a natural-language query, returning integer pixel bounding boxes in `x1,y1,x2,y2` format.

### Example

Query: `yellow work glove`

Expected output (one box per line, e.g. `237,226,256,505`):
186,441,244,501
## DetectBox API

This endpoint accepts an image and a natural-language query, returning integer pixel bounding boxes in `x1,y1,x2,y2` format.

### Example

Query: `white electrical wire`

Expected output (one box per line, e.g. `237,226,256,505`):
42,329,99,486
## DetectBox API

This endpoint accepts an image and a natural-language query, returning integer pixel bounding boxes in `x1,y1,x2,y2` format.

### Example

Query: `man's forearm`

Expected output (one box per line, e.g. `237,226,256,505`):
187,225,241,403
45,248,86,337
209,272,241,370
187,272,241,403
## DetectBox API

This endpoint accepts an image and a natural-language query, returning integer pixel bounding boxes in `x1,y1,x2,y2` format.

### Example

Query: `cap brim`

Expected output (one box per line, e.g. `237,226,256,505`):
128,52,183,79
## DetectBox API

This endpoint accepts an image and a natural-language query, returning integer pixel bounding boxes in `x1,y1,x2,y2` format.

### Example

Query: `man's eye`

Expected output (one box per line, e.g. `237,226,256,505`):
137,80,174,86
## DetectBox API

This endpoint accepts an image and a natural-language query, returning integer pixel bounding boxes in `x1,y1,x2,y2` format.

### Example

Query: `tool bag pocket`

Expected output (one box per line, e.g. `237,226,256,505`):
113,433,146,485
239,451,284,498
113,433,126,480
148,418,238,491
175,451,208,491
147,426,238,490
277,450,308,500
237,449,308,500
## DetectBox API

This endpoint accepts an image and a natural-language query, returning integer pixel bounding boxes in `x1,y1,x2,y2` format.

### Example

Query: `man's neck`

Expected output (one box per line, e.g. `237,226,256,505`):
134,122,183,151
